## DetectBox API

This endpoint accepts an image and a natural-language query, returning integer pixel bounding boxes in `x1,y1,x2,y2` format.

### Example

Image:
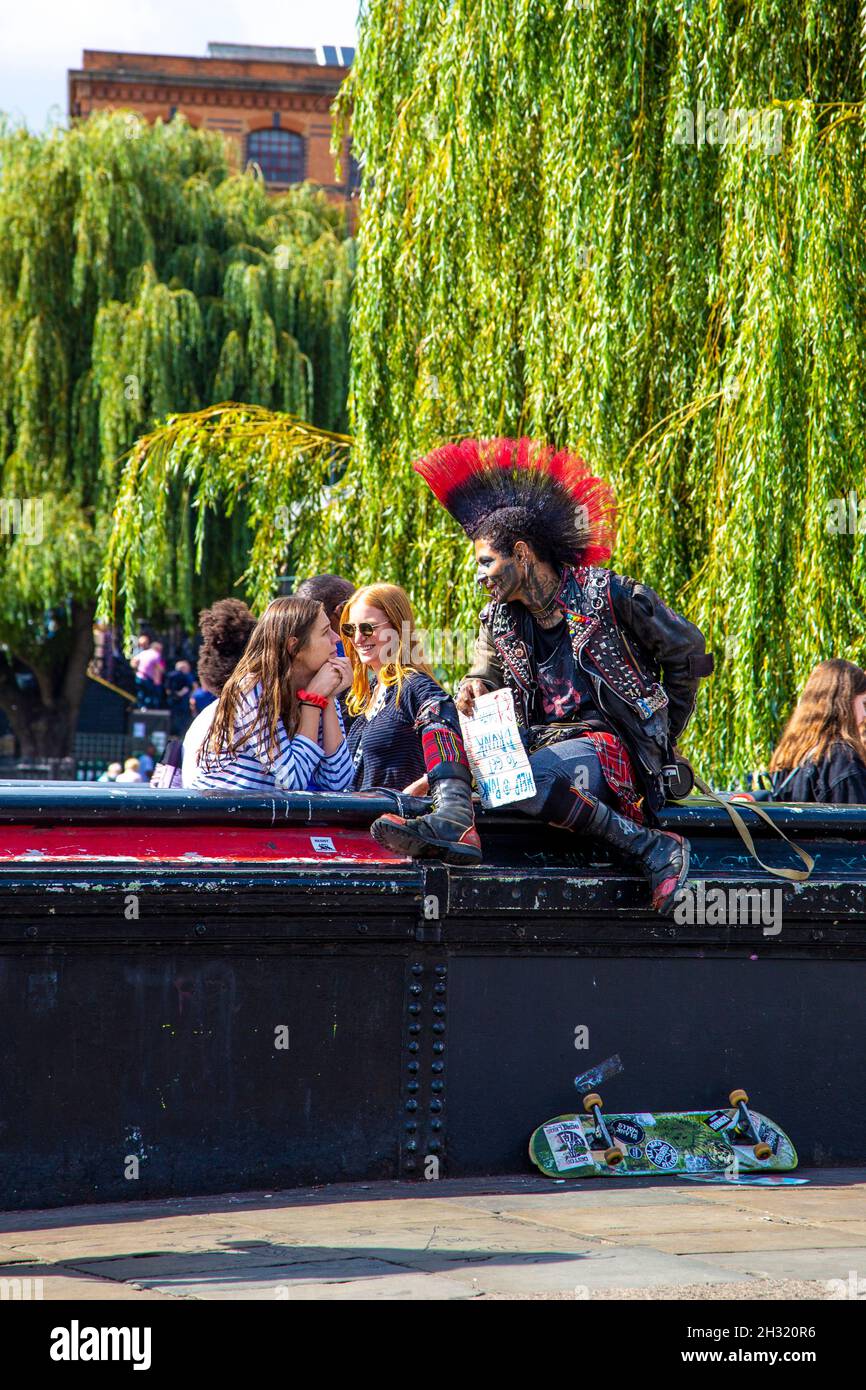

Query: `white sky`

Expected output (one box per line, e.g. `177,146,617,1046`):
0,0,361,131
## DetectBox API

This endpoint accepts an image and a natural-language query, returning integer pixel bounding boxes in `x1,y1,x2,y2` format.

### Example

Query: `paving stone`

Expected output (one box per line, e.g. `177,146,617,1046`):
431,1246,755,1296
685,1189,866,1223
494,1199,866,1255
0,1262,173,1300
453,1186,706,1212
643,1228,866,1255
699,1247,866,1285
134,1259,476,1301
68,1246,356,1282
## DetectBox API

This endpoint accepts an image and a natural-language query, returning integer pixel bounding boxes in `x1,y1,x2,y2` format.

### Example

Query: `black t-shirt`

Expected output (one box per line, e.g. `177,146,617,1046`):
525,615,612,732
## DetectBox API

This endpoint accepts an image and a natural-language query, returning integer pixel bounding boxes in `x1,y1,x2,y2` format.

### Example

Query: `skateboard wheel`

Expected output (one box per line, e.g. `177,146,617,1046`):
605,1147,623,1167
583,1092,602,1113
729,1088,749,1106
754,1142,772,1161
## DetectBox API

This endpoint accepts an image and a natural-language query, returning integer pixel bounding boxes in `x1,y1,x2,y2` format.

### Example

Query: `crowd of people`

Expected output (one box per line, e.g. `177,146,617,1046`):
118,437,866,917
129,636,216,734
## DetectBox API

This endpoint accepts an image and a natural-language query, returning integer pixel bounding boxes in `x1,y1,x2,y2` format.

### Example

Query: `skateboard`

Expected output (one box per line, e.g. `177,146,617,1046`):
529,1054,798,1179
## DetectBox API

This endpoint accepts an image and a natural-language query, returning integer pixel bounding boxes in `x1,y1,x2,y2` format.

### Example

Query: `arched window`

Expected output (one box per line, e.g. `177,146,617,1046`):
246,129,305,186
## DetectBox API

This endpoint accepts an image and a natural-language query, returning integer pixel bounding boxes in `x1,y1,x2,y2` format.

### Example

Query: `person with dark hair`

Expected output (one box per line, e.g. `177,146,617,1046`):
371,436,714,917
294,575,356,647
767,659,866,803
181,599,257,785
189,680,216,719
166,659,195,736
191,597,353,792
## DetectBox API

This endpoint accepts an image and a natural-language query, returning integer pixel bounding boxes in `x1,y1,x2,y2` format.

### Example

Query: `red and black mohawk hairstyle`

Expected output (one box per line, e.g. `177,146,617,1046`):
413,437,617,569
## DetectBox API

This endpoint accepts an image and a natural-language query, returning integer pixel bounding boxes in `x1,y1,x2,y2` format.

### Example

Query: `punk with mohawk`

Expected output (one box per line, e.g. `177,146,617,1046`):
414,435,617,571
371,436,715,918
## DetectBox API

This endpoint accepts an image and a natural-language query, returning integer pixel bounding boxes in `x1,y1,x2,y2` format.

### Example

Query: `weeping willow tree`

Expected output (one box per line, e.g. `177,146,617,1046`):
334,0,866,785
0,110,352,756
103,2,866,785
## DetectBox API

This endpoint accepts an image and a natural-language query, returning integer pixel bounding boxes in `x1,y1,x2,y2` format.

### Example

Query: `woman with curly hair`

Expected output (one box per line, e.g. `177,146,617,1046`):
190,596,353,792
181,599,257,785
768,659,866,803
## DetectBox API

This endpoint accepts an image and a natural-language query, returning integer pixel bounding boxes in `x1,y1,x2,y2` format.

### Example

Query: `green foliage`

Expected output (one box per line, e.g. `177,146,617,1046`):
331,0,866,785
102,404,352,636
98,6,866,786
0,111,352,703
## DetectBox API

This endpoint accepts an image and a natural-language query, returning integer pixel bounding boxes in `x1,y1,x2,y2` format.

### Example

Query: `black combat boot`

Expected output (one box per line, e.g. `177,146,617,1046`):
370,771,482,865
544,777,689,917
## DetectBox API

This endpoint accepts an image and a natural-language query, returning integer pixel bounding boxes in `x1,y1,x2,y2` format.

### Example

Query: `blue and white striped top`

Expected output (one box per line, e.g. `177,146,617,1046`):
189,683,354,793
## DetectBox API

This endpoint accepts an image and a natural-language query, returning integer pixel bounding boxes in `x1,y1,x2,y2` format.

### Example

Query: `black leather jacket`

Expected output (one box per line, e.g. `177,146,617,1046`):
465,564,714,818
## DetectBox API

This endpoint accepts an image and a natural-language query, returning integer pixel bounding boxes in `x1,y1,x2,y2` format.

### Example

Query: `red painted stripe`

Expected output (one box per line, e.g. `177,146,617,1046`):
0,824,408,864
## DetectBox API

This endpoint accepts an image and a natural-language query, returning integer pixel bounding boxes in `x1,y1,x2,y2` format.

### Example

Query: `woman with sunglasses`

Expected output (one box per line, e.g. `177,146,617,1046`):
191,596,354,792
341,584,481,864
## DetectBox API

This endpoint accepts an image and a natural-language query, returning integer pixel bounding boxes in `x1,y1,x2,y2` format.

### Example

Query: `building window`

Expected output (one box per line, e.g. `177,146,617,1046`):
246,128,305,186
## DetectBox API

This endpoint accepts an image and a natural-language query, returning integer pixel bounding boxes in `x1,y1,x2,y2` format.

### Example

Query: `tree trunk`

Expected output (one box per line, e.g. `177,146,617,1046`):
0,601,95,761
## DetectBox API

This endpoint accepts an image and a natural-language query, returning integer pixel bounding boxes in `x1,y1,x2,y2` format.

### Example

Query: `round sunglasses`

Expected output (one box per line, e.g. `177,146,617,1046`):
341,620,390,641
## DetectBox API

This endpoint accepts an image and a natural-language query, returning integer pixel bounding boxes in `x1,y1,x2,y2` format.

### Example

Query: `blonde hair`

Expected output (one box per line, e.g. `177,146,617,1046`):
769,658,866,771
342,584,434,716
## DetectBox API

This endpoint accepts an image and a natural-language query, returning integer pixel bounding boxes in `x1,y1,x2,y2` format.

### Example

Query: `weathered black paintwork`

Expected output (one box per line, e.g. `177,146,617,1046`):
0,784,864,1209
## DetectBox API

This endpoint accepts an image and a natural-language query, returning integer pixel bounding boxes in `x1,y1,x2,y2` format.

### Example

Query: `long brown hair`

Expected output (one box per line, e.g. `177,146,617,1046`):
769,659,866,772
343,584,435,716
201,596,324,768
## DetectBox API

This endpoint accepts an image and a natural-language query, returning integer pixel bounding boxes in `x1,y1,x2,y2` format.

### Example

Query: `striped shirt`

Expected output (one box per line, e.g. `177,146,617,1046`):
189,683,354,793
347,671,458,791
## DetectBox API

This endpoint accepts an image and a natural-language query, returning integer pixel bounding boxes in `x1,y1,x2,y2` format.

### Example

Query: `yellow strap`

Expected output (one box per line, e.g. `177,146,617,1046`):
691,774,815,882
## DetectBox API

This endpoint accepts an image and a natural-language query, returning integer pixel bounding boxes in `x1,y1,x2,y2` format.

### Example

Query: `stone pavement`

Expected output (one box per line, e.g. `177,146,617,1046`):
1,1171,864,1301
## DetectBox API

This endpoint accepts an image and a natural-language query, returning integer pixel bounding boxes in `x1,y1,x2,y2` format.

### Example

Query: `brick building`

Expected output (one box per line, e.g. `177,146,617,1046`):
68,42,358,219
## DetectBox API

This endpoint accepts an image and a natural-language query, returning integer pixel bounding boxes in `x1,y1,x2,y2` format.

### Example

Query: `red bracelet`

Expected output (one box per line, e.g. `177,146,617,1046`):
296,689,328,711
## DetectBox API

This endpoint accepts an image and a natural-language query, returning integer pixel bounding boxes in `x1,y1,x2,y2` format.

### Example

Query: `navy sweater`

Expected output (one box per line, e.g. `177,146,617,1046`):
347,671,457,791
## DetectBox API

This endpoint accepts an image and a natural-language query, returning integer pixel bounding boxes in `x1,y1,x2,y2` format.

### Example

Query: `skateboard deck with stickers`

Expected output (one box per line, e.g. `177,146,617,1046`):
529,1106,797,1178
528,1054,797,1178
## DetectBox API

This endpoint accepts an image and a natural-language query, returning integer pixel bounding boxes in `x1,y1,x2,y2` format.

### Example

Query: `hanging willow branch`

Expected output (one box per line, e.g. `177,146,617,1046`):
101,403,353,634
322,0,866,787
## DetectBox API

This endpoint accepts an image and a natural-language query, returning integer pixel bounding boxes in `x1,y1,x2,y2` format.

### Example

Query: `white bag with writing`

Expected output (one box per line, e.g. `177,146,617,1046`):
458,687,536,809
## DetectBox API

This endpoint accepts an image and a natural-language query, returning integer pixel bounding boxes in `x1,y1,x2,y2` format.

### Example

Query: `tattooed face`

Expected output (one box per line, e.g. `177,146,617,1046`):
474,537,522,602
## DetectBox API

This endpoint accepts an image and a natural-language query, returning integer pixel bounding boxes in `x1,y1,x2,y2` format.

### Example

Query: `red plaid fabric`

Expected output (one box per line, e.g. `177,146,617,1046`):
580,731,645,826
421,726,471,774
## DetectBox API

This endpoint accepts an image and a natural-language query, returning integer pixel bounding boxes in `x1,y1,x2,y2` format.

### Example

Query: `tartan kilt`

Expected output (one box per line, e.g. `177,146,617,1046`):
580,731,646,826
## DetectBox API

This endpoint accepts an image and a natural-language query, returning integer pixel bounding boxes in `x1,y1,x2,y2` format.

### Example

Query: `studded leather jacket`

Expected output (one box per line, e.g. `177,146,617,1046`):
464,564,714,816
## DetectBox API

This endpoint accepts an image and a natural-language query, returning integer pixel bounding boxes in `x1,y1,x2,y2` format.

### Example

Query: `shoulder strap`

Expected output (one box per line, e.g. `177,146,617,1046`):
692,772,814,881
